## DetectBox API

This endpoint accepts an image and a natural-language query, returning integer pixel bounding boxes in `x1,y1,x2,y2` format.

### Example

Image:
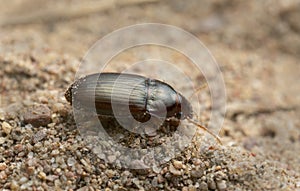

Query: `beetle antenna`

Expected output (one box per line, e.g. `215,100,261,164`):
188,83,208,100
188,82,208,128
186,118,222,145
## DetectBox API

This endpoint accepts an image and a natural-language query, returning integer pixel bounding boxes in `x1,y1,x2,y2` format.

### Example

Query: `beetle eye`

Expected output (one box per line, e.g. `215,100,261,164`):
176,112,182,119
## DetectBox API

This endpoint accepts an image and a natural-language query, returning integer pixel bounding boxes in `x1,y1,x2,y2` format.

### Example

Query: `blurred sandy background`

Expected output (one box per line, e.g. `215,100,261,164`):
0,0,300,190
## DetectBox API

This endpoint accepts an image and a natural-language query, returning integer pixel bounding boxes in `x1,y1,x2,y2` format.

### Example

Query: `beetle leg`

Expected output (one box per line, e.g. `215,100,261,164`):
187,118,222,145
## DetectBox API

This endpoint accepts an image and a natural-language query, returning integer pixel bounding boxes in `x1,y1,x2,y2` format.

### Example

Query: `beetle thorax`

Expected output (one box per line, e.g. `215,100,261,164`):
146,79,193,120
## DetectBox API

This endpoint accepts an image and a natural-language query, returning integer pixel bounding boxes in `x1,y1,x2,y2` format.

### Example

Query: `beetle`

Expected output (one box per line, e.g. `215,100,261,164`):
65,72,221,143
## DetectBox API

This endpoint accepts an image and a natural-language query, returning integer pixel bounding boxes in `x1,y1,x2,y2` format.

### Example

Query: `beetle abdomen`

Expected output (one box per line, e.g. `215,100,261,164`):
66,73,149,118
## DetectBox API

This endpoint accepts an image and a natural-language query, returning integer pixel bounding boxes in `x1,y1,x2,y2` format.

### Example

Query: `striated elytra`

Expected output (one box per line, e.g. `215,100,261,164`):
65,72,221,143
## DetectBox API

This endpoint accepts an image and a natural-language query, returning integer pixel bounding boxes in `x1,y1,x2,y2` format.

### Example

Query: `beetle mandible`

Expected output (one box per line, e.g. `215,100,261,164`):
65,72,221,143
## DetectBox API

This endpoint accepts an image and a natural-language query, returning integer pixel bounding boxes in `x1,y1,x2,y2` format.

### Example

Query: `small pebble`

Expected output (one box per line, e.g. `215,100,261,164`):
208,180,216,190
173,160,184,169
191,168,204,178
157,174,164,183
26,166,35,175
10,180,20,191
0,171,7,179
152,165,161,173
51,149,60,156
215,165,222,171
188,185,197,191
65,171,75,178
0,162,7,170
46,175,59,182
23,105,51,127
151,177,158,187
32,129,47,143
132,179,143,190
38,171,47,180
14,144,24,152
19,176,28,183
67,157,76,166
0,137,5,144
169,163,182,176
106,169,114,178
80,159,92,172
199,182,208,191
55,168,62,174
107,155,116,163
216,180,227,190
2,121,12,134
193,158,202,166
77,186,90,191
52,103,68,117
38,96,49,104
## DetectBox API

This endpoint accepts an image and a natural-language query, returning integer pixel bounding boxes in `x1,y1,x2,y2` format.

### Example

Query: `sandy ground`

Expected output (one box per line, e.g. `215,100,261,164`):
0,0,300,190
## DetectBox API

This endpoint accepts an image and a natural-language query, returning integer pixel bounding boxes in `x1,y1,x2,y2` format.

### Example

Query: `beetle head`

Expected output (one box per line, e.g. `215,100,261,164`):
177,93,193,119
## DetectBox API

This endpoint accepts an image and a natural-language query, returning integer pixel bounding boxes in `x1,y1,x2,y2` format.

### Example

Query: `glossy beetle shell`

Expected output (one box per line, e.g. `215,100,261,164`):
65,73,193,122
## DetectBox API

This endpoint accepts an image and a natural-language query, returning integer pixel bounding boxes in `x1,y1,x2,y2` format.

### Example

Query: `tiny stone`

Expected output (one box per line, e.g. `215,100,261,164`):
132,179,142,190
10,180,20,191
208,180,217,190
169,163,181,176
54,179,62,187
18,151,26,157
182,186,188,191
0,171,7,179
216,180,227,190
2,121,12,134
107,155,116,163
188,185,197,191
80,159,92,172
38,96,48,104
51,149,60,156
67,157,76,166
157,174,164,183
32,129,47,143
14,144,24,152
106,169,114,178
38,171,47,180
34,142,43,149
151,177,158,187
0,162,7,170
55,168,62,174
152,165,161,173
65,171,75,178
77,186,90,191
199,182,208,191
0,137,5,144
48,127,57,135
52,103,68,117
46,175,59,182
191,169,204,178
19,176,28,183
173,160,184,169
193,158,202,166
26,166,35,175
23,105,51,127
130,160,149,170
215,165,222,171
160,167,168,174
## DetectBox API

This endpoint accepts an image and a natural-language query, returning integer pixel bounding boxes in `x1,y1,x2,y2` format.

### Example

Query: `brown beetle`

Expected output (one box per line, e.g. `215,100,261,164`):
65,73,221,143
